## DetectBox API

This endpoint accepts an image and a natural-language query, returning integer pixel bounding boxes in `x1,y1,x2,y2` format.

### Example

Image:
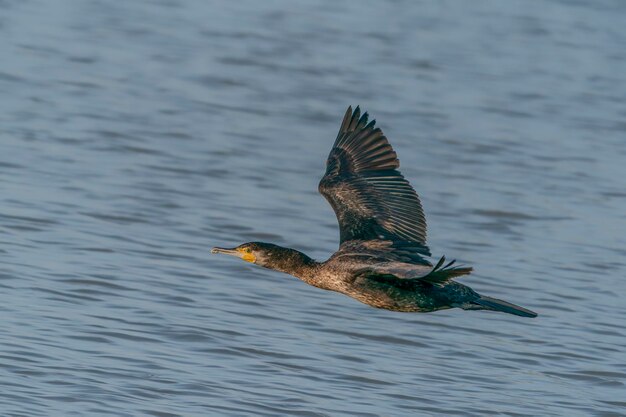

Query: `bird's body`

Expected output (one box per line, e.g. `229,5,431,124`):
213,106,537,318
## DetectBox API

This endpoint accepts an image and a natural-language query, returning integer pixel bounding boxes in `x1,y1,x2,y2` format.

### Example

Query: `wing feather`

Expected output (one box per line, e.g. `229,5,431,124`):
356,256,473,285
319,106,429,258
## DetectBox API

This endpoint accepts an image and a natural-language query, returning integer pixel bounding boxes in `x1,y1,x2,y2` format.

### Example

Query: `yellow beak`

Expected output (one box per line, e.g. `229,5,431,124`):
211,247,256,263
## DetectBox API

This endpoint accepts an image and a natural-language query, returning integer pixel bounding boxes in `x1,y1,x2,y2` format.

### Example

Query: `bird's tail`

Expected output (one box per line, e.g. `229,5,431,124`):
468,295,537,318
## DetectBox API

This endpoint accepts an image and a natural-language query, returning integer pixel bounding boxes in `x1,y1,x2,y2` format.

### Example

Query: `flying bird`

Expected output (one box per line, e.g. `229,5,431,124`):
212,106,537,318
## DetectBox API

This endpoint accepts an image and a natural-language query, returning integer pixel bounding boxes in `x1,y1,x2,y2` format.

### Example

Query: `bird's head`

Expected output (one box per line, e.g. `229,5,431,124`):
212,242,315,274
211,242,278,268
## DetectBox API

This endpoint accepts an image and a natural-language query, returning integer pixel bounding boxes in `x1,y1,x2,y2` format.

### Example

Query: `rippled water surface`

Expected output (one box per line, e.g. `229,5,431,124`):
2,1,626,416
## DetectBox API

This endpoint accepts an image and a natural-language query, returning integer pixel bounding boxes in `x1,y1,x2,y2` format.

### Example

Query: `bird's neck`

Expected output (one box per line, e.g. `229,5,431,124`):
266,247,320,283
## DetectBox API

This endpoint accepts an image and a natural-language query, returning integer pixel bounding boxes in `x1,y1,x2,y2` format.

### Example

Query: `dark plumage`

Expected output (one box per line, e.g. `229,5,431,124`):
212,106,537,318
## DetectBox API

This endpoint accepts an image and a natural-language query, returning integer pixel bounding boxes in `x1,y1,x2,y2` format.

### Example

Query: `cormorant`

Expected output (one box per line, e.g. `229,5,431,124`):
212,106,537,318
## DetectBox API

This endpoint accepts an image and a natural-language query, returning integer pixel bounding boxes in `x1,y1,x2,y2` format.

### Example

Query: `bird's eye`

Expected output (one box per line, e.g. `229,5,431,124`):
246,248,252,253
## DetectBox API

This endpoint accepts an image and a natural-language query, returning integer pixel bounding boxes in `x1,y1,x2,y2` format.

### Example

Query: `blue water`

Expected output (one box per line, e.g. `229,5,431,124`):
2,1,626,416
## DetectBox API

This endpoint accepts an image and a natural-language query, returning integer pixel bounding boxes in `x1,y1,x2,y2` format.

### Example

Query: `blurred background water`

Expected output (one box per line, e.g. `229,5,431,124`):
1,0,626,416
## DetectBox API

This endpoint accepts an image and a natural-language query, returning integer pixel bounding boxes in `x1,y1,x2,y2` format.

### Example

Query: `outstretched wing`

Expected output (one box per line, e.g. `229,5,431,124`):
319,106,430,257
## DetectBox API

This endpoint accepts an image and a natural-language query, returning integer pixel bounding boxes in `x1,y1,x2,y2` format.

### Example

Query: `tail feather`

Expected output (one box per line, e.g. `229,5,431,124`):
471,296,537,318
